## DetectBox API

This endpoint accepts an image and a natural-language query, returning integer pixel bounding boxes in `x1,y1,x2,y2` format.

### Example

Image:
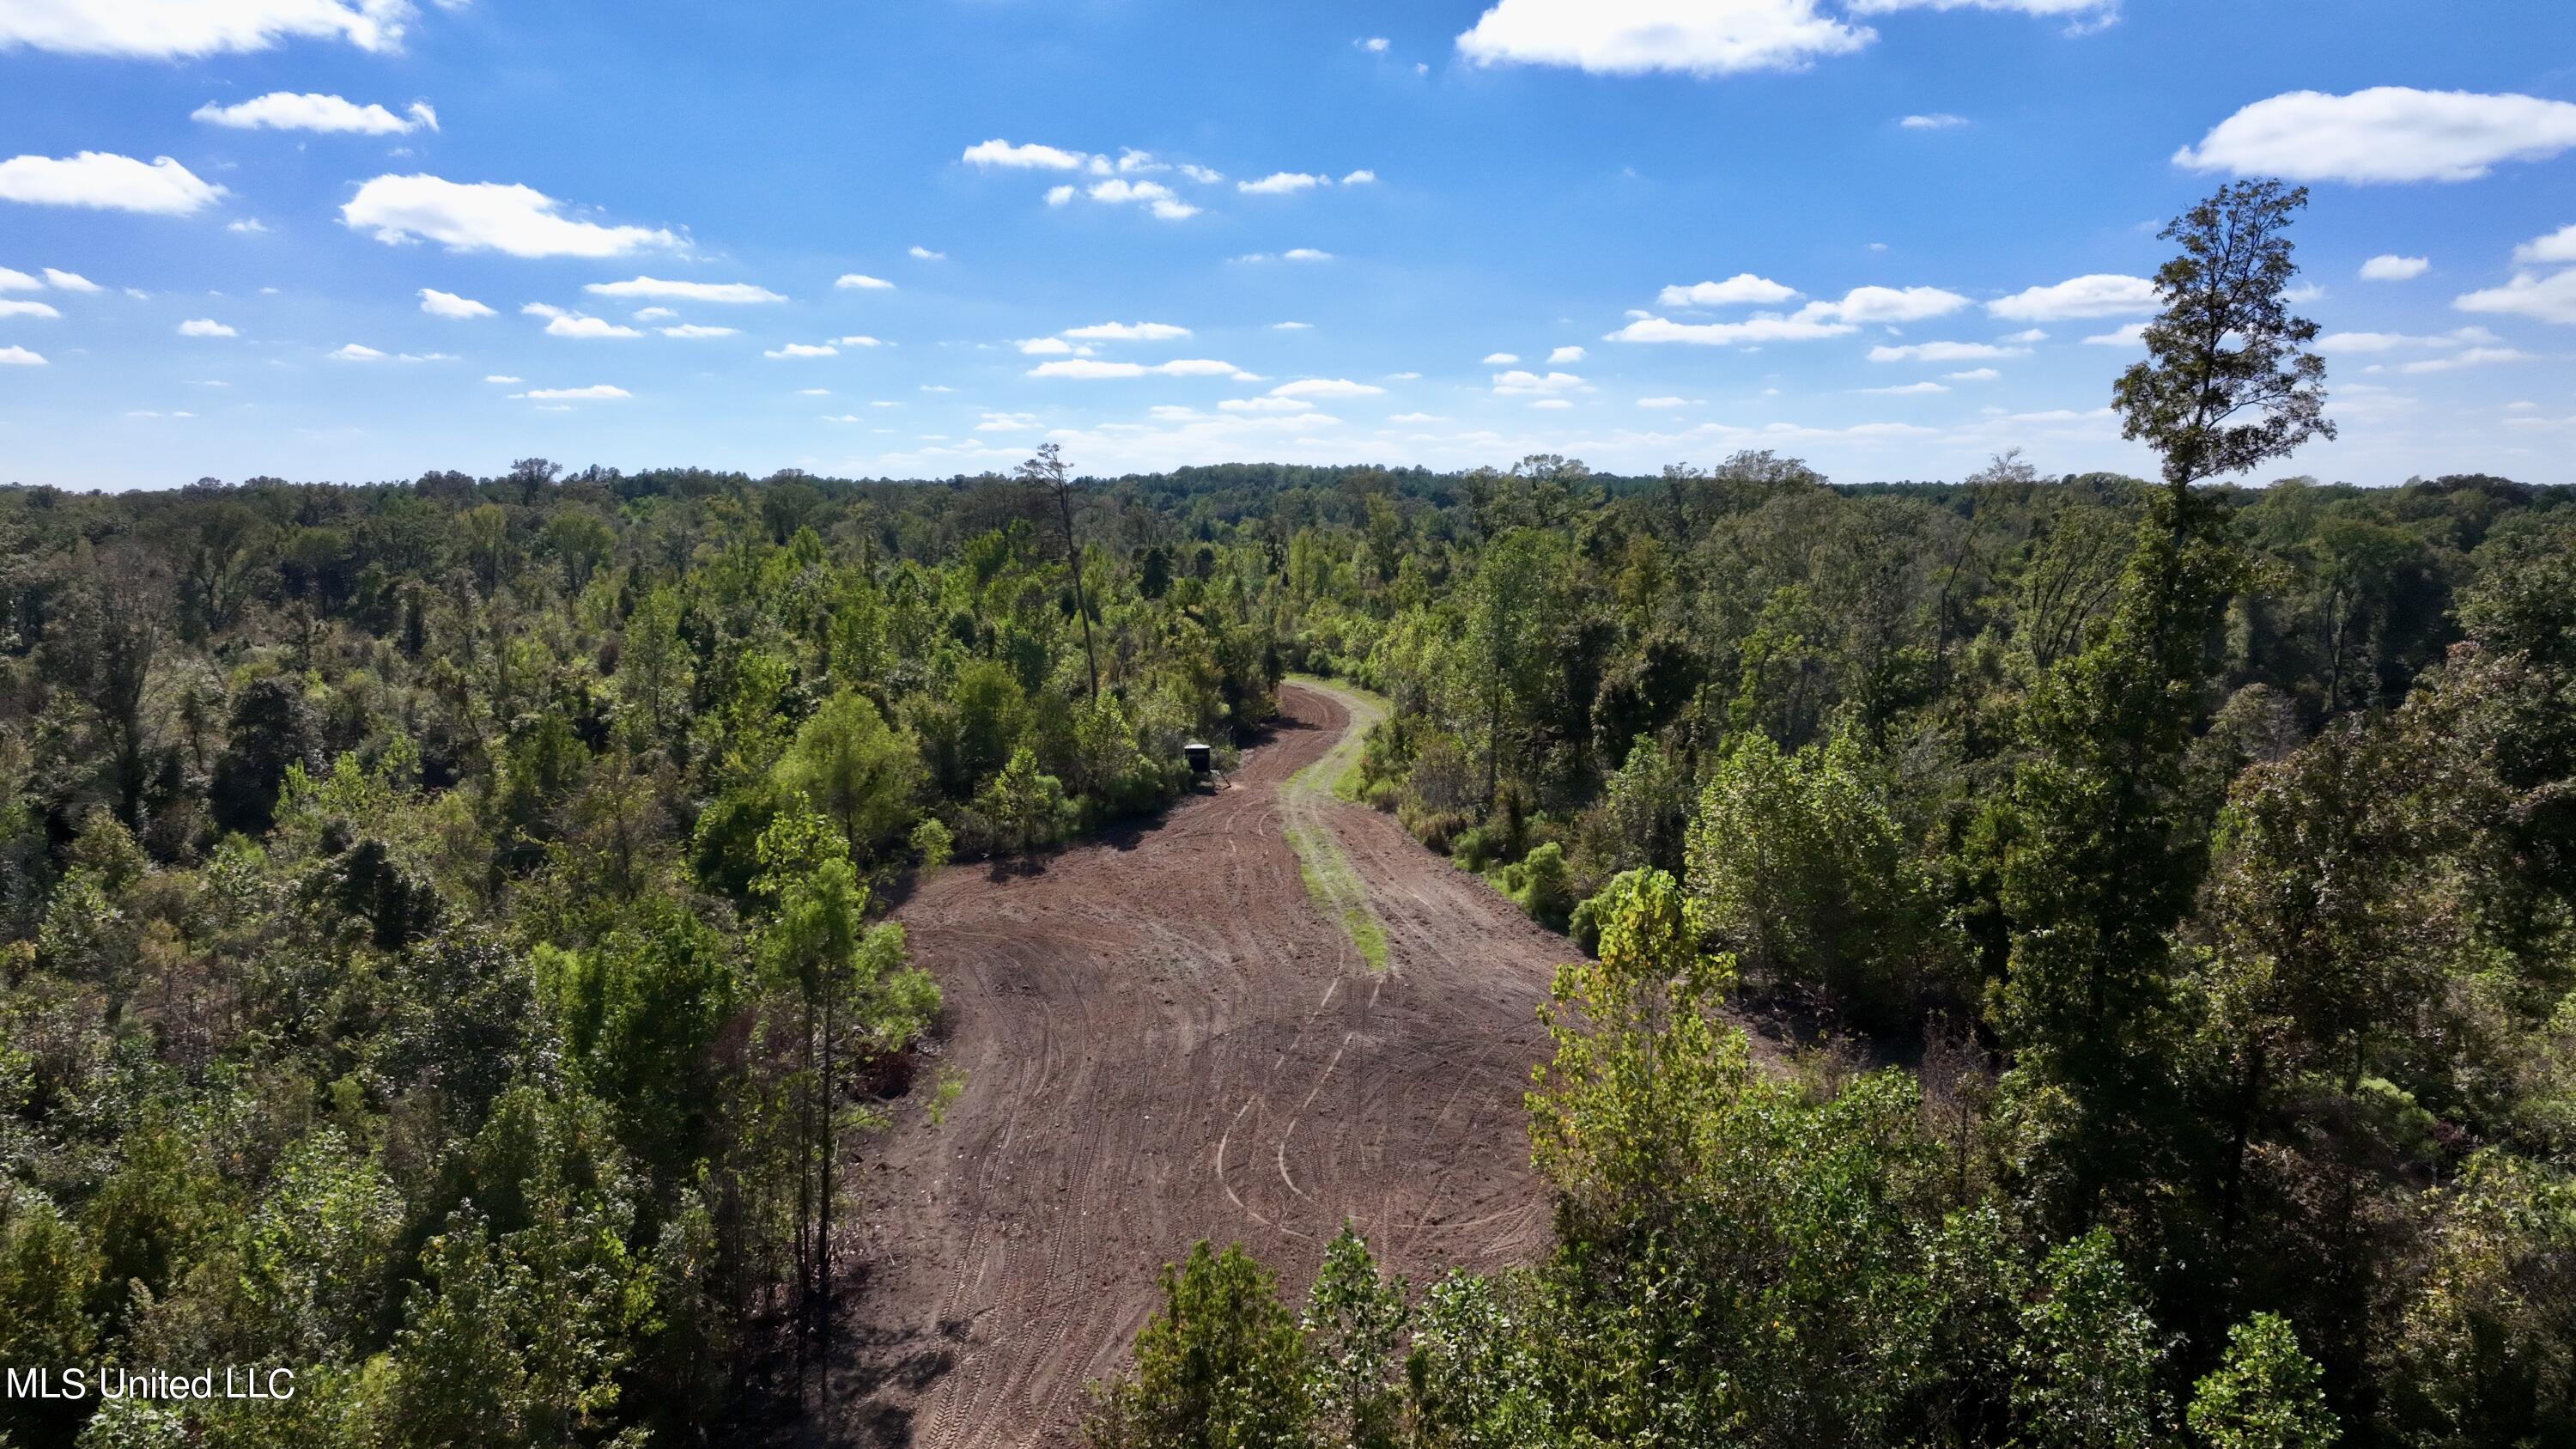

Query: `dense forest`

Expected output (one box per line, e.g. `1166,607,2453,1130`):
3,183,2573,1447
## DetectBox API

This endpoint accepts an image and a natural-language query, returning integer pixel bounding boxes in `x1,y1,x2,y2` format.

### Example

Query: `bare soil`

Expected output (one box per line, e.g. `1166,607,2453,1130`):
841,681,1571,1446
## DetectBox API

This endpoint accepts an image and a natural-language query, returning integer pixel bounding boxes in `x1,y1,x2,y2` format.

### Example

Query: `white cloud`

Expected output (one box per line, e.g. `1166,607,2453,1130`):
1028,357,1248,379
660,324,738,338
523,303,641,338
1946,367,2002,381
483,374,520,383
1900,113,1969,129
2514,225,2576,266
1342,168,1377,185
1177,164,1224,184
1455,0,1874,77
1607,314,1855,345
1868,340,2028,362
1065,320,1191,340
1988,273,2157,320
2316,326,2496,354
2399,347,2531,374
0,0,414,58
1659,273,1800,307
227,218,268,234
1548,344,1587,362
1998,328,2048,344
2455,270,2576,326
2360,254,2430,282
1045,186,1075,206
589,276,785,303
0,152,225,215
1220,396,1320,414
1862,381,1948,394
193,92,434,135
0,267,33,291
418,287,493,318
1529,398,1575,410
766,342,837,358
835,335,884,347
1015,337,1087,356
2081,323,2148,347
835,273,895,291
2175,88,2576,184
1850,0,2115,13
1240,172,1327,195
909,245,945,260
516,384,630,401
343,174,677,257
1388,411,1449,423
1359,36,1390,52
1637,396,1702,407
178,318,237,338
328,343,386,361
1483,351,1521,363
632,307,675,320
0,344,44,365
1492,369,1584,394
1076,178,1199,221
39,268,99,292
1272,320,1314,330
1273,378,1384,398
962,138,1091,170
1831,283,1970,322
0,299,58,319
1284,247,1334,261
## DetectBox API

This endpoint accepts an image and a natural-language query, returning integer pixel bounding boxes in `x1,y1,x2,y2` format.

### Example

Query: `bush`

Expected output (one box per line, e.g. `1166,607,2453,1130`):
1516,843,1574,930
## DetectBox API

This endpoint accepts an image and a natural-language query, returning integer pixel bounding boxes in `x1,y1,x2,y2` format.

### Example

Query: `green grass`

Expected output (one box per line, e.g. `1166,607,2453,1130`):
1281,674,1394,973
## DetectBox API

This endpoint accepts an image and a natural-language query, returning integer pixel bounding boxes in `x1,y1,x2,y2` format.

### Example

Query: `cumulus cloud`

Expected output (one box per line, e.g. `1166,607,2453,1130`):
580,276,784,304
1484,351,1520,363
0,152,225,214
1549,344,1587,362
1900,113,1968,129
1868,340,2028,362
1342,169,1377,185
40,268,99,292
2514,225,2576,266
1607,314,1854,345
2360,254,2430,282
1087,178,1199,220
0,0,416,58
1862,381,1949,394
516,384,630,401
0,299,59,319
1028,357,1249,379
2392,347,2531,374
194,92,434,134
1492,369,1584,395
1064,321,1191,341
2081,323,2148,347
1015,337,1085,356
961,138,1091,170
766,342,838,358
835,273,895,290
1272,320,1314,330
0,267,33,291
343,174,679,257
660,324,738,338
1273,378,1385,399
418,287,493,318
1455,0,1874,77
1359,36,1390,51
1239,171,1327,195
1987,273,2157,320
178,318,237,337
2454,270,2576,326
908,245,945,260
0,344,45,365
2175,88,2576,184
835,335,884,347
227,218,268,234
1283,247,1334,261
1832,284,1970,321
2315,326,2497,354
1947,367,2002,381
1850,0,2115,13
1659,274,1801,307
328,343,386,361
523,303,642,338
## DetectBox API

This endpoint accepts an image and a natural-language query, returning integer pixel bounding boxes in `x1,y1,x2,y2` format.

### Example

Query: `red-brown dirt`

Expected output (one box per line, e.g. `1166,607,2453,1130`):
841,681,1572,1446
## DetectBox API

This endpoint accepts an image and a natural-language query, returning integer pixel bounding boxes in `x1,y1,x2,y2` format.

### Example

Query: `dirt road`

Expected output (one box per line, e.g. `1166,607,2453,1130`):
844,680,1571,1446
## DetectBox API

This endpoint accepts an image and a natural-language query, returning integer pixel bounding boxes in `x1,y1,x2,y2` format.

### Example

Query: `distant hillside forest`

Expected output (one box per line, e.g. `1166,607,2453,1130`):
6,186,2576,1448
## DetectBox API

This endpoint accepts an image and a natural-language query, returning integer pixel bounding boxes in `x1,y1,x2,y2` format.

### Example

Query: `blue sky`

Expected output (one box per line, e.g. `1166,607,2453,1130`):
3,0,2573,490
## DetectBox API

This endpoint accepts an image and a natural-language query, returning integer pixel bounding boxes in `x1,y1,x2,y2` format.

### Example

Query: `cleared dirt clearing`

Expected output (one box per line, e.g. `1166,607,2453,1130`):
845,680,1569,1446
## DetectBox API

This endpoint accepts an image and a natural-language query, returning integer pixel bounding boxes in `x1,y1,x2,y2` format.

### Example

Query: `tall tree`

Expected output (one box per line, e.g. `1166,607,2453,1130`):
1022,442,1102,700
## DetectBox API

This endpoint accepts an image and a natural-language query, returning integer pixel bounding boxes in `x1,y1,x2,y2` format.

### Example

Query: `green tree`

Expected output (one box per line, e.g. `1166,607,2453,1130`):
2187,1313,2338,1449
1085,1241,1311,1449
774,691,921,863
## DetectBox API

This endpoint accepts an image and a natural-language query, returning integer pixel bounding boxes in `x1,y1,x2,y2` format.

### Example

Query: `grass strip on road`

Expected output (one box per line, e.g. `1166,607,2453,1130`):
1282,674,1392,974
